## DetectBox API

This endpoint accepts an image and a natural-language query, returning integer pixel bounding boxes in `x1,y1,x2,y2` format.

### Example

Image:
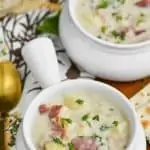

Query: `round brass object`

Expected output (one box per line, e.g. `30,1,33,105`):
0,61,22,113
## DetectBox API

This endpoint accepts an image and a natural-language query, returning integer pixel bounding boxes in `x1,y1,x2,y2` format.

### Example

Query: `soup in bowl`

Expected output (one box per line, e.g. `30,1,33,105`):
68,0,150,47
23,79,138,150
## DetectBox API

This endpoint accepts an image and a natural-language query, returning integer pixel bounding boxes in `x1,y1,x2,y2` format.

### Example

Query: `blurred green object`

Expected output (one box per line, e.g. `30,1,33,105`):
36,11,60,35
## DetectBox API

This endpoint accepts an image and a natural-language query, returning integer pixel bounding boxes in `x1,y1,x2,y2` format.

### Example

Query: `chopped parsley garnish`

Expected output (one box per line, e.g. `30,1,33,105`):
92,115,99,121
92,134,102,141
112,12,118,16
112,120,119,127
68,142,75,150
112,30,119,38
82,114,89,121
92,134,105,146
61,118,72,127
97,35,102,39
140,12,145,17
97,0,109,8
76,99,84,105
112,30,126,40
82,114,91,127
52,137,64,145
101,25,107,33
120,32,126,41
100,121,118,131
112,12,122,21
116,15,122,21
100,124,110,131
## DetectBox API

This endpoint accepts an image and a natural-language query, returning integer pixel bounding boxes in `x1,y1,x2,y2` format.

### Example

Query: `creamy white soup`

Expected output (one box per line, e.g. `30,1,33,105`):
77,0,150,44
32,92,129,150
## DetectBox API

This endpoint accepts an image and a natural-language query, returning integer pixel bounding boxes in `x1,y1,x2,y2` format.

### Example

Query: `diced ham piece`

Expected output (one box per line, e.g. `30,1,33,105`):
39,104,50,114
120,26,134,37
135,0,150,7
51,120,66,138
134,29,146,35
72,137,98,150
48,105,62,118
121,26,146,36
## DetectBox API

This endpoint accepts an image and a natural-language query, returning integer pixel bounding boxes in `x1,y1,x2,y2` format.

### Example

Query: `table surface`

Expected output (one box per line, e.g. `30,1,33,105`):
1,77,150,150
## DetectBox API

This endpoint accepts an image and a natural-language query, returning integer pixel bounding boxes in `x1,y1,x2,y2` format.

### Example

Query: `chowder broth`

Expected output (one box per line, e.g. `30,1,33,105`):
32,92,130,150
77,0,150,44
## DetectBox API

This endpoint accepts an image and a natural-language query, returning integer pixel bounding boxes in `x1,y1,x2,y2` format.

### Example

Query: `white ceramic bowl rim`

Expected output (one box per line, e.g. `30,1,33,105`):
23,79,137,150
68,0,150,50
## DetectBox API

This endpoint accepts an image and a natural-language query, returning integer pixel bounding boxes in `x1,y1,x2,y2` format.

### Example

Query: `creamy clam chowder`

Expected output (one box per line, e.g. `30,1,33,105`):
33,92,129,150
77,0,150,44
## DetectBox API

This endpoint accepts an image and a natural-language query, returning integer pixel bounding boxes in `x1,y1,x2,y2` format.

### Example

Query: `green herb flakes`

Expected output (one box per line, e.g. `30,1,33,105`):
82,114,91,127
120,32,126,41
100,121,118,131
52,137,64,145
92,134,102,141
112,30,119,38
76,99,84,105
68,142,75,150
116,15,122,21
97,0,108,8
82,114,89,121
61,118,72,127
112,120,118,127
92,115,99,121
112,12,118,16
100,124,110,131
140,12,145,17
101,25,107,33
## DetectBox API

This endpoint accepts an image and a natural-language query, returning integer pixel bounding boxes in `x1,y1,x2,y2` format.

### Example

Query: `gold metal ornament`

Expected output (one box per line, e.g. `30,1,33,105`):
0,61,22,113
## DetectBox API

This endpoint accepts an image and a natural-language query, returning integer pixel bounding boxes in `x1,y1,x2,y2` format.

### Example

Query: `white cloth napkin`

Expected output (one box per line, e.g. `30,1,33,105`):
22,37,61,88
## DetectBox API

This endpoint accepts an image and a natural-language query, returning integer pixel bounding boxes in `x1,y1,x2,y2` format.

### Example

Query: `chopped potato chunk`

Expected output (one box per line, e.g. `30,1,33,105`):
44,142,65,150
64,95,86,109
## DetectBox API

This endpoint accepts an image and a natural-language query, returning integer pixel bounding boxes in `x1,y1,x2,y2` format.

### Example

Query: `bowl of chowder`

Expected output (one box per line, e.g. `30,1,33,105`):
23,79,138,150
59,0,150,81
69,0,150,46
